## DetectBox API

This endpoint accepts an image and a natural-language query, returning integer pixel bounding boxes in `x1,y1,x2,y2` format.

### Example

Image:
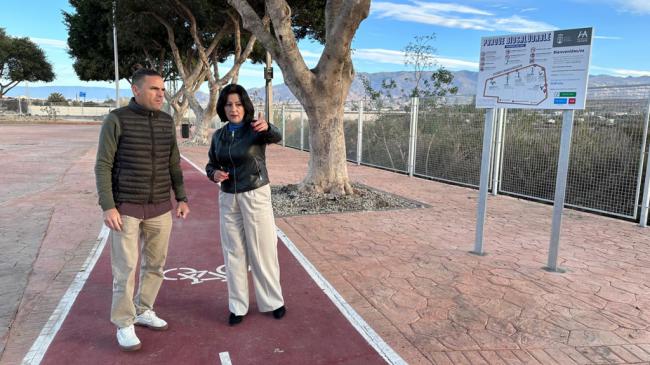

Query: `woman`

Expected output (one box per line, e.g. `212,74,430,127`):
206,84,285,326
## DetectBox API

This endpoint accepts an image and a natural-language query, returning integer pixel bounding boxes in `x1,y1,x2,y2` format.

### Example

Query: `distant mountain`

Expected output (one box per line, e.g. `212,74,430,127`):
245,71,650,103
7,71,648,104
6,86,131,101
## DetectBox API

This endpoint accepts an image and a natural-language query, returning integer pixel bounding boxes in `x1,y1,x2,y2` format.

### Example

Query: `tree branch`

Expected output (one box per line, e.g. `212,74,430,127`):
0,80,20,96
149,12,188,80
227,0,278,54
229,0,314,95
316,0,370,76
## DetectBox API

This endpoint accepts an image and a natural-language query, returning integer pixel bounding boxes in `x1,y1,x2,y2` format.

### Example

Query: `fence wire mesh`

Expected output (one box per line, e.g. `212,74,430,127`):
268,84,650,222
360,110,410,172
414,100,486,187
499,85,650,218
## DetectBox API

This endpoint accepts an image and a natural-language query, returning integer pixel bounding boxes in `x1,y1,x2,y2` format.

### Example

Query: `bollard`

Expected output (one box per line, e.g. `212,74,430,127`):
181,123,190,138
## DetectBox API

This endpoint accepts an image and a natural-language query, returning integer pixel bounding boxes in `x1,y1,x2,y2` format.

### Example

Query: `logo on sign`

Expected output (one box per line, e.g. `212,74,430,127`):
554,98,568,104
569,98,576,104
578,30,589,40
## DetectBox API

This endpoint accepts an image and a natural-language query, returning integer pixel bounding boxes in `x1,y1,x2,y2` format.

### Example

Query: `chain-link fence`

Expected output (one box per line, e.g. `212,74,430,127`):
499,85,650,219
414,100,486,187
0,98,115,119
275,84,650,223
0,98,29,115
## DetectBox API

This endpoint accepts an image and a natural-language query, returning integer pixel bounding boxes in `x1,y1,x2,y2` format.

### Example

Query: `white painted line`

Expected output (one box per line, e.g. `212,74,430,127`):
181,154,205,175
182,154,406,365
219,351,232,365
276,230,407,365
22,225,111,365
21,154,211,364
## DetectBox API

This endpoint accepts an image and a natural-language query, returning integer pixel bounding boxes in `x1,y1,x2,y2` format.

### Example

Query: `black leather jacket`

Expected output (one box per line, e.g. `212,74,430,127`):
206,121,282,193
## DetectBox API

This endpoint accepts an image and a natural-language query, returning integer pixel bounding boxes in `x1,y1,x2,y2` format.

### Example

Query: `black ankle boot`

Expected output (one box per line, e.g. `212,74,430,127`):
229,312,244,326
272,306,286,319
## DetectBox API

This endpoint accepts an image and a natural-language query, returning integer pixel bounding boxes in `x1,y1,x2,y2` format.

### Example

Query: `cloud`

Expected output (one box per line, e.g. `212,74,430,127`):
30,37,69,50
353,48,404,64
520,8,538,12
614,0,650,14
299,50,322,59
352,48,479,70
593,35,622,40
572,0,650,14
591,65,650,77
371,1,555,33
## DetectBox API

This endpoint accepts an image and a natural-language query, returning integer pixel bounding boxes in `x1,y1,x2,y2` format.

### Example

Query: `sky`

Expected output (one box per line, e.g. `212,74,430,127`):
1,0,649,91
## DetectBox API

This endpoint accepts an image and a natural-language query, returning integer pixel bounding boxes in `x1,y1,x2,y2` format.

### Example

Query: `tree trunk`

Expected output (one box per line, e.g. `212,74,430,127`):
187,83,219,145
302,99,354,195
227,0,371,195
167,95,189,126
192,111,216,144
172,98,189,126
297,65,355,195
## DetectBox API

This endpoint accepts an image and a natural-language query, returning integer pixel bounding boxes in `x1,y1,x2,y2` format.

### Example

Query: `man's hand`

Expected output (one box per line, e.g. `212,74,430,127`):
251,112,269,132
176,201,190,219
103,208,123,231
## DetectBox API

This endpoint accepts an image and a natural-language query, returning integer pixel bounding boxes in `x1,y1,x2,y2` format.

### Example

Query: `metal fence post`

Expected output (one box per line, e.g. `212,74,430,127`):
357,100,364,165
300,108,305,151
408,97,419,177
546,110,575,272
491,108,506,195
639,98,650,227
472,108,497,255
281,104,286,147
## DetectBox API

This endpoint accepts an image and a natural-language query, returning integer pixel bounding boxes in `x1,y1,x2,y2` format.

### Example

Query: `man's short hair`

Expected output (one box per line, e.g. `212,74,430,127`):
132,68,162,87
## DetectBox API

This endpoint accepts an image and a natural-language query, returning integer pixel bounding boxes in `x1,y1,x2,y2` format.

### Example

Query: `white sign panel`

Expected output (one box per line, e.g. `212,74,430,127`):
476,27,593,109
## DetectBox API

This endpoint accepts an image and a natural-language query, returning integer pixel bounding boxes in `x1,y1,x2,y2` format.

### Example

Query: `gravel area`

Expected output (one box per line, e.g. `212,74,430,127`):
271,183,428,217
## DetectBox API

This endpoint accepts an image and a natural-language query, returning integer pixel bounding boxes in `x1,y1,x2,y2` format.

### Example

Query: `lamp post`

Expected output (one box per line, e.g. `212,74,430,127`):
112,1,119,109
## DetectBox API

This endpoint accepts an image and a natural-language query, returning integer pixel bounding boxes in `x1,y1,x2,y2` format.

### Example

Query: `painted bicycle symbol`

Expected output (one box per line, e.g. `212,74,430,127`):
163,265,227,285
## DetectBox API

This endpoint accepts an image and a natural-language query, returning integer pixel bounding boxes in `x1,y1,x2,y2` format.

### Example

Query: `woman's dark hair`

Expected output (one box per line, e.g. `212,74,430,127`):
216,84,255,123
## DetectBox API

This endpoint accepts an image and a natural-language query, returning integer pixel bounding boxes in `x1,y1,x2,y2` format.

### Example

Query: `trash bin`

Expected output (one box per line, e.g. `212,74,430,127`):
181,123,190,138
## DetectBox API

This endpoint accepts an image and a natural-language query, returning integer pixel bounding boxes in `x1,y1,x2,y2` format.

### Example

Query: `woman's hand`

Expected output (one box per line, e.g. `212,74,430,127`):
212,170,230,183
251,112,269,132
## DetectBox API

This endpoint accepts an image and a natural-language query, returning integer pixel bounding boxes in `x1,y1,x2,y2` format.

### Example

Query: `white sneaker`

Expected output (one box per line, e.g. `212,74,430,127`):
116,325,141,351
135,310,169,330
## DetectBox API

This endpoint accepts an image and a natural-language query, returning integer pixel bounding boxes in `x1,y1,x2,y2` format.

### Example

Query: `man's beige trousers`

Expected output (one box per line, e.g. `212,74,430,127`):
109,212,172,328
219,184,284,315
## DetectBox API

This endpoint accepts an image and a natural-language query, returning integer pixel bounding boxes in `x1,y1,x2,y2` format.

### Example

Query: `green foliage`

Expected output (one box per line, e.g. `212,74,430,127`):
0,28,55,97
64,0,175,82
360,75,398,110
361,33,457,109
287,0,326,43
47,92,67,103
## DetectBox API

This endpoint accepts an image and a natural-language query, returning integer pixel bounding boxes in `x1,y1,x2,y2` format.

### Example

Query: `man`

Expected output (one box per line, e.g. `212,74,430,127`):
95,68,190,351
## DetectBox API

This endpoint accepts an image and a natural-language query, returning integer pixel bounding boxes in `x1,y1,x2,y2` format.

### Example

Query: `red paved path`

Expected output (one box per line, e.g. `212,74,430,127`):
39,160,386,365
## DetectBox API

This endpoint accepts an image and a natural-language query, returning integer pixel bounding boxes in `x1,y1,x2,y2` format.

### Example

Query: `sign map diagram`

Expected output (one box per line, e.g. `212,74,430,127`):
483,64,548,106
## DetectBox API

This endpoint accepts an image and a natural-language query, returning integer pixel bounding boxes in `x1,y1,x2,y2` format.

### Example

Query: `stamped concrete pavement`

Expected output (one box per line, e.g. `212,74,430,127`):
3,123,650,365
183,143,650,365
0,124,102,364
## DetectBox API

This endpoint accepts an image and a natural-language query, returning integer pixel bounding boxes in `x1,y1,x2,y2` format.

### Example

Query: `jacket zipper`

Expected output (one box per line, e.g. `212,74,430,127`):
228,129,237,193
148,112,156,203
